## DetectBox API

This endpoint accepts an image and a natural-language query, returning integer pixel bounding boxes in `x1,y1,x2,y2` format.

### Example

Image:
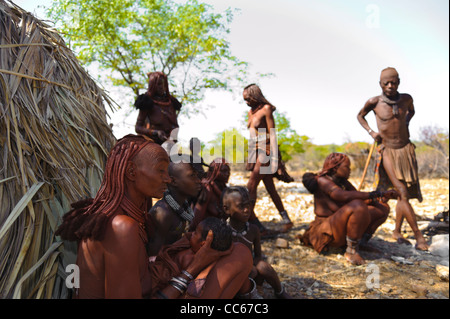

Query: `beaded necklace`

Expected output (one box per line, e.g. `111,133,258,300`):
228,221,253,245
163,190,194,222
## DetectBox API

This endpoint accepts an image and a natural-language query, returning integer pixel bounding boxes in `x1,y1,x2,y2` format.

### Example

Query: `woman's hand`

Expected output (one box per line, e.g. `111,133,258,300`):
186,230,232,276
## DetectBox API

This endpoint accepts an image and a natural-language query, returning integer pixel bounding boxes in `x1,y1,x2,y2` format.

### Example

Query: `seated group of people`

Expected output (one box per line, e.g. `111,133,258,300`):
147,153,292,299
55,67,427,299
55,133,398,299
55,135,294,299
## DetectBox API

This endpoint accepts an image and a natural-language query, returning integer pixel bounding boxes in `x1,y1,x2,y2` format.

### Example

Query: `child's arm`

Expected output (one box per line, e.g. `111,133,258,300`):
249,224,263,263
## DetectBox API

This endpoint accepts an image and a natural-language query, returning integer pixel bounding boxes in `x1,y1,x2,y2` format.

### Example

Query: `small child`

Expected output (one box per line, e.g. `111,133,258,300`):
222,186,292,299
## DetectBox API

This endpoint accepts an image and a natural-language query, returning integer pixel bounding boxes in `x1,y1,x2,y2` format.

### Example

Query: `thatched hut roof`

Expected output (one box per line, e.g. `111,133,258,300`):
0,0,116,298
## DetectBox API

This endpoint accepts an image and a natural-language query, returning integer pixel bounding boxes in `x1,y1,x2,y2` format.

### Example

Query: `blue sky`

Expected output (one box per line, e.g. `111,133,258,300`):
16,0,450,145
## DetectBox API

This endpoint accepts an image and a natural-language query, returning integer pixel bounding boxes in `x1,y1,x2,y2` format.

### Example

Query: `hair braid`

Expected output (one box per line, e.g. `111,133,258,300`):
55,135,158,241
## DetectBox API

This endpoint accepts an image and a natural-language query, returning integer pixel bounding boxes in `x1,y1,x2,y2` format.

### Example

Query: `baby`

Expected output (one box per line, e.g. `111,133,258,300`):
175,217,232,269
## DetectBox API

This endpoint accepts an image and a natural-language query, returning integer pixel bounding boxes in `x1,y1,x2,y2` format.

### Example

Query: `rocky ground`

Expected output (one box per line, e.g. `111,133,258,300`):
228,172,449,299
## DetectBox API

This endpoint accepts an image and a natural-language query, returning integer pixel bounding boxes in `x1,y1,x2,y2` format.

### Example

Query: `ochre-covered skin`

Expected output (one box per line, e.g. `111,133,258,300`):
301,153,398,265
243,84,293,233
56,135,252,298
134,72,181,145
357,67,428,250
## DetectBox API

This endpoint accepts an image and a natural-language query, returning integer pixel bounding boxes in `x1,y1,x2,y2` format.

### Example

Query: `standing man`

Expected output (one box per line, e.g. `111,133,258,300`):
357,67,428,250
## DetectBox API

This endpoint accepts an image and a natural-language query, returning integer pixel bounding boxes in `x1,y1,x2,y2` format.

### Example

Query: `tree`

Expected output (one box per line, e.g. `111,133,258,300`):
419,125,449,160
47,0,252,114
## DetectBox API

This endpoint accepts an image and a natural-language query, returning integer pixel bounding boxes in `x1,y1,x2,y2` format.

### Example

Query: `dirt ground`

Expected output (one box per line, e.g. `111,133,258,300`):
228,172,449,299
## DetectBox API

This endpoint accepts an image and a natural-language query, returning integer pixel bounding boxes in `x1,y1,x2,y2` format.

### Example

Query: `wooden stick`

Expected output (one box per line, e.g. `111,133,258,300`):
358,142,376,191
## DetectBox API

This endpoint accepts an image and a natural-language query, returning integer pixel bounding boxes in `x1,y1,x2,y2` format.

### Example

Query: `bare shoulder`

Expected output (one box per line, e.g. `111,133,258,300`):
262,104,275,113
316,175,332,187
359,96,379,115
370,95,381,102
232,241,253,257
106,214,142,262
150,200,170,217
110,214,140,240
316,176,338,194
150,202,174,225
401,93,413,102
366,95,380,106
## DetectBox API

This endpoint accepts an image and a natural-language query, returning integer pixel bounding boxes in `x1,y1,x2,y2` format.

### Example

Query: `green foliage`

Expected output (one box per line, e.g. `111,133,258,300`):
297,142,368,173
243,110,309,160
206,111,310,165
274,111,309,161
200,121,449,179
204,128,248,164
47,0,252,113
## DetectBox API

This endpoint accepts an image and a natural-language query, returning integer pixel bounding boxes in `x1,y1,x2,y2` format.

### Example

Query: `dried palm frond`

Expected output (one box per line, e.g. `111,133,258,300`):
0,0,116,298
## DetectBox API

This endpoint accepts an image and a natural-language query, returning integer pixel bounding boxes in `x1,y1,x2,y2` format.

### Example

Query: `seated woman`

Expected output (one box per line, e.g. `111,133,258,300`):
300,153,398,265
55,135,252,299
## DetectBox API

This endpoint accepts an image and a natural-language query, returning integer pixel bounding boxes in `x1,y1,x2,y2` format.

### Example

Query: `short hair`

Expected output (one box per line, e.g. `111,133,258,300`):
198,217,232,251
168,154,195,178
380,67,399,80
221,186,250,208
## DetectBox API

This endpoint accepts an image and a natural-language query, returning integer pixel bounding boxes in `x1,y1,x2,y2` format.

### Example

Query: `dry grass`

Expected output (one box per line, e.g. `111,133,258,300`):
0,0,116,298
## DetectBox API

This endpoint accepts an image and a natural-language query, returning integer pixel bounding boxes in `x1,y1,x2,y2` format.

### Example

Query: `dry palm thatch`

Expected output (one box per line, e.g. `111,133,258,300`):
0,0,117,298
